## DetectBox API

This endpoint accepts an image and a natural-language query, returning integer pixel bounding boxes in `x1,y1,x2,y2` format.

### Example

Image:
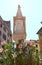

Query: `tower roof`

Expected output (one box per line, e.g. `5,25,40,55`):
37,27,42,34
16,5,22,17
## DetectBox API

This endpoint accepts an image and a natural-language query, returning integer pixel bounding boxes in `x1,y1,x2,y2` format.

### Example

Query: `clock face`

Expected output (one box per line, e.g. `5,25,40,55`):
14,20,24,32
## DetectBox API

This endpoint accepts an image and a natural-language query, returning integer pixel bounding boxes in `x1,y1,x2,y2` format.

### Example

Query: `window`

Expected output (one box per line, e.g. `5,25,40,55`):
36,45,38,47
0,39,1,44
36,50,38,53
0,31,1,35
7,39,9,43
3,26,6,32
0,24,2,27
3,34,6,40
7,33,9,37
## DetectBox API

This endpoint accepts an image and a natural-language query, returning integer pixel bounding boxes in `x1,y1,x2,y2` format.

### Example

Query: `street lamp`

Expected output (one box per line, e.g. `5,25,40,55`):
12,40,16,65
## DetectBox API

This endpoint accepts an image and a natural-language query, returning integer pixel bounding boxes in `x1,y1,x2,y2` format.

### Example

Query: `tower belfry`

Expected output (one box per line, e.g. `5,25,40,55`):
13,5,26,44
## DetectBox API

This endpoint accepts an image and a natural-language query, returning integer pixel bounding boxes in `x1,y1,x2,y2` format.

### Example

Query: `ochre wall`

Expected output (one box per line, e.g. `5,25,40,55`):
13,17,26,44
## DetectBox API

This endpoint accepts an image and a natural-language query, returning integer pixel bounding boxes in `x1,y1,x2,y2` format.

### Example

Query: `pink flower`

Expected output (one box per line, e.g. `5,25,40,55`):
29,43,33,46
24,40,34,46
0,48,3,53
29,41,34,46
1,40,6,46
24,40,30,43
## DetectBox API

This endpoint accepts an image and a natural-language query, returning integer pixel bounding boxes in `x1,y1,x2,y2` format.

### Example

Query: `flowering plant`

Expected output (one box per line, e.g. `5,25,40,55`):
0,40,40,65
0,41,14,65
14,39,40,65
15,40,36,65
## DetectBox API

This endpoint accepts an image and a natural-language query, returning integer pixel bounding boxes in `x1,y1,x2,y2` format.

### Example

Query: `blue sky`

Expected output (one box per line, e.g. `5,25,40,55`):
0,0,42,40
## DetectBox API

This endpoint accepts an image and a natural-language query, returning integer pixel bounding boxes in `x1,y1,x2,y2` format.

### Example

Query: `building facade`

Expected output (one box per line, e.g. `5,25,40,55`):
37,27,42,50
37,27,42,61
0,16,12,44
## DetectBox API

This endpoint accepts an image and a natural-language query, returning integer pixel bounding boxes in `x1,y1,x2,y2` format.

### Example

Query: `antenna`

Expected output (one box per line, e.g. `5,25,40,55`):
18,0,20,5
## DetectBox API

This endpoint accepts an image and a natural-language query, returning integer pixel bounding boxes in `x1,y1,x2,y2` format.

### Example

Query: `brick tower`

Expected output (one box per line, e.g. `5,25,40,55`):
13,5,26,44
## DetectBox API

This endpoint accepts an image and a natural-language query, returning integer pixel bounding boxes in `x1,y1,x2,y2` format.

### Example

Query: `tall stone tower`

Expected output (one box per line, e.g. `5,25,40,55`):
37,27,42,50
13,5,26,44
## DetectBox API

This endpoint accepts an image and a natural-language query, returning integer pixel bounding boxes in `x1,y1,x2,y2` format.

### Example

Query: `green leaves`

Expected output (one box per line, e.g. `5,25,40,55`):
0,40,40,65
0,43,14,65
